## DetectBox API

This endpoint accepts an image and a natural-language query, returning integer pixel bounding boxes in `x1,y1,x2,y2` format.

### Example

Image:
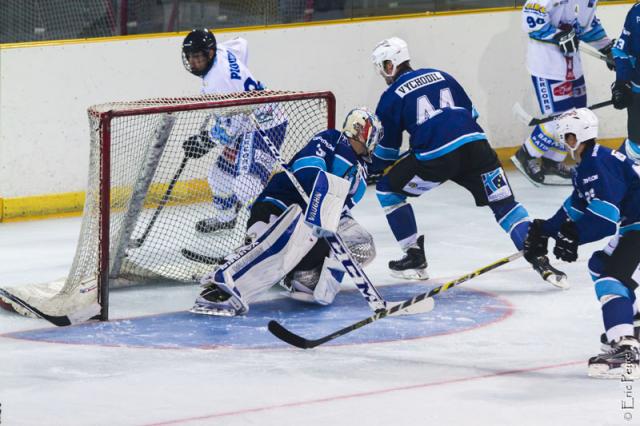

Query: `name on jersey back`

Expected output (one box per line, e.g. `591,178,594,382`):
394,72,445,98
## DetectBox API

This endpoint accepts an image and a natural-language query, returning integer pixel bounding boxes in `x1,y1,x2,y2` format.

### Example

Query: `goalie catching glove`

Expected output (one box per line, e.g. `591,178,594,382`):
182,130,215,159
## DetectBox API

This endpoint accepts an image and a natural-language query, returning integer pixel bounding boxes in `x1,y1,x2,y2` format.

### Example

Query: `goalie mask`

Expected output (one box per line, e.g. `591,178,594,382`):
556,108,599,159
371,37,410,83
182,29,217,77
342,107,383,162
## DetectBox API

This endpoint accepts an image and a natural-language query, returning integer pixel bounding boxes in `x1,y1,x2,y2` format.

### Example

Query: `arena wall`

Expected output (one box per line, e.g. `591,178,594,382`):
0,4,632,218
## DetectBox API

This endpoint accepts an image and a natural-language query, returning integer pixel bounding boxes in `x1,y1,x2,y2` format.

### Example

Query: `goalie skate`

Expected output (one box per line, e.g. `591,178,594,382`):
530,255,569,289
588,336,640,379
190,282,247,317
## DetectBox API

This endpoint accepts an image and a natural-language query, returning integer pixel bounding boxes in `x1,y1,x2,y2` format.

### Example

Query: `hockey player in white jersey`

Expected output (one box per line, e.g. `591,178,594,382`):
190,108,381,316
182,28,288,233
512,0,614,185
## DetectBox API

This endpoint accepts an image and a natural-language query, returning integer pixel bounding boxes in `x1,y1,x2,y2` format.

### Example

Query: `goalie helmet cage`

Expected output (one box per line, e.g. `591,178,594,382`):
0,90,335,324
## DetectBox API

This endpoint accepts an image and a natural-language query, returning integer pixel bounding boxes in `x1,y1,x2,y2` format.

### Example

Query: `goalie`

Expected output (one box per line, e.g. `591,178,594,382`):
190,108,382,316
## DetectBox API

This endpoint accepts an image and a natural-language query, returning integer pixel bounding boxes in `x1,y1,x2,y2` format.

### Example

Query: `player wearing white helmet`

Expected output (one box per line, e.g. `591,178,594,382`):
524,108,640,378
191,108,381,316
370,36,567,288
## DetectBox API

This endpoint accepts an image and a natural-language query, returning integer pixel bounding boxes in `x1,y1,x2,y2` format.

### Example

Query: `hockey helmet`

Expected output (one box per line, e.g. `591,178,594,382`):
342,107,383,162
182,29,217,76
371,37,410,81
555,108,599,159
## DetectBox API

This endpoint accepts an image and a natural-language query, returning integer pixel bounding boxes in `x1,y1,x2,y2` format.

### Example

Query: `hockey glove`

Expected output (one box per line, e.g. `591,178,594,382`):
183,130,215,159
611,80,633,110
599,40,616,71
553,221,579,262
523,219,549,263
554,27,579,55
366,171,383,186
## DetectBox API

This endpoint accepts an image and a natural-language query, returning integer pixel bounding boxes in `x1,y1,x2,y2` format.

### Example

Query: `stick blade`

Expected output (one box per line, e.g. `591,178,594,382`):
268,320,315,349
181,248,225,265
512,102,535,126
388,297,435,316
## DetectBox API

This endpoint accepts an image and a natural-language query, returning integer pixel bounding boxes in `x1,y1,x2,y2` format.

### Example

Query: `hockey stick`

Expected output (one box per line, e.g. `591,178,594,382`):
247,113,389,313
268,251,523,349
512,100,613,126
580,44,615,69
130,113,213,249
181,248,226,265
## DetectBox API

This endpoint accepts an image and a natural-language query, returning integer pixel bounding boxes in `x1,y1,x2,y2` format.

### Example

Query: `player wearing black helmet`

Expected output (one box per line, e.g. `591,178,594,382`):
179,29,288,241
182,28,216,77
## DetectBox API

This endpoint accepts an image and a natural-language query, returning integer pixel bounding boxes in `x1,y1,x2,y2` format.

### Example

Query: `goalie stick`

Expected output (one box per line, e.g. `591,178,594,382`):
247,113,389,313
268,251,523,349
512,100,613,127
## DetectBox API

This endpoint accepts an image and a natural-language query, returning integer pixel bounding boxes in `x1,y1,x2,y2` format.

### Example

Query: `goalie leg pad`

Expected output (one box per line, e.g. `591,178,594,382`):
211,204,318,303
284,256,345,306
313,256,345,305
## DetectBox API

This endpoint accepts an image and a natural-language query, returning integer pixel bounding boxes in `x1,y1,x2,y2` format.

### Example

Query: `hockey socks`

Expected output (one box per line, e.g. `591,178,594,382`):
384,202,418,250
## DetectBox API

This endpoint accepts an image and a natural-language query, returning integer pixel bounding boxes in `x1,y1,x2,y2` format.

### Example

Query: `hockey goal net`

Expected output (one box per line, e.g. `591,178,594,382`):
0,90,335,324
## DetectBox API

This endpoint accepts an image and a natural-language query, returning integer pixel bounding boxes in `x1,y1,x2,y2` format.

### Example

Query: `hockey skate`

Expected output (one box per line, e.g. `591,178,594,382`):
190,270,248,316
511,146,544,186
195,216,237,234
541,158,573,185
529,255,569,289
588,336,640,379
600,312,640,351
280,267,322,304
389,235,429,280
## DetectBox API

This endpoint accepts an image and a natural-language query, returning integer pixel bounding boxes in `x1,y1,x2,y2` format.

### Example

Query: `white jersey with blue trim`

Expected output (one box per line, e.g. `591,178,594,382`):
523,0,610,81
200,38,263,95
545,144,640,244
257,129,368,212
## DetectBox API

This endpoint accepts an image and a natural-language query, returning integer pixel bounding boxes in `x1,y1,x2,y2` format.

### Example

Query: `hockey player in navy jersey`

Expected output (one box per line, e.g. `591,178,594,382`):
512,0,613,185
190,108,380,316
181,28,288,234
370,37,566,287
523,108,640,378
612,2,640,164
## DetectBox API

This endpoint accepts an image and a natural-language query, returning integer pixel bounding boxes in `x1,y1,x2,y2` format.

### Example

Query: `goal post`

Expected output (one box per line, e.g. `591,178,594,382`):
0,90,336,324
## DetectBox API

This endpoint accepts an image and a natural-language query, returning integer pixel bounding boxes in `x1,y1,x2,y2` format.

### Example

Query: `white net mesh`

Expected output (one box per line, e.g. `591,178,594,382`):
0,90,334,322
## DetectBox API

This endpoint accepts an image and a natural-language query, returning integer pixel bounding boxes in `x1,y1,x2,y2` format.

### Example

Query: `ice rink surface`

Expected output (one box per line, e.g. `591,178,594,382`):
0,172,637,426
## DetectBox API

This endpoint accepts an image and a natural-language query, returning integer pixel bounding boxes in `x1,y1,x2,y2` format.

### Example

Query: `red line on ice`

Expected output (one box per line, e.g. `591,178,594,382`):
144,359,582,425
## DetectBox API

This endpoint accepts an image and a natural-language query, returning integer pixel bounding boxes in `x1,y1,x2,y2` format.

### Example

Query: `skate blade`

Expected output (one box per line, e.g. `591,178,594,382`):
510,155,543,187
544,274,570,290
588,364,640,380
189,304,238,317
542,174,572,186
390,269,429,281
388,298,435,316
